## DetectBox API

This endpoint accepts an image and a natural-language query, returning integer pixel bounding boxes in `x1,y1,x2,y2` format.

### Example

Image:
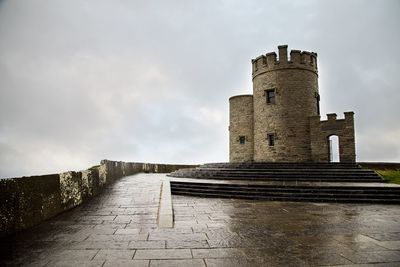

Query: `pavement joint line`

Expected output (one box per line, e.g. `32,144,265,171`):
158,177,174,228
91,249,100,260
2,174,400,266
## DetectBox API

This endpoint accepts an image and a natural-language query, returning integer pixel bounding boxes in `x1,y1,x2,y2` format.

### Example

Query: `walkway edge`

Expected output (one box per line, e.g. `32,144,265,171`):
158,178,174,228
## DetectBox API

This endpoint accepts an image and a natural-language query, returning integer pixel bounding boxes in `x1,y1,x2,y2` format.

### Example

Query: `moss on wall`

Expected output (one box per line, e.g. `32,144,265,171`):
0,160,196,237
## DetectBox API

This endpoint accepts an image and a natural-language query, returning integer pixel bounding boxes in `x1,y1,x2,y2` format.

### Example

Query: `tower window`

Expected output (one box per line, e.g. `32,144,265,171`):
315,92,320,115
265,89,276,104
267,134,275,146
239,136,246,144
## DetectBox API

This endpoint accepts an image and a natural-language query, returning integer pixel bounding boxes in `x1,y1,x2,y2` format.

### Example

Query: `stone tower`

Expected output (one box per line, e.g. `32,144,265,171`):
229,45,356,163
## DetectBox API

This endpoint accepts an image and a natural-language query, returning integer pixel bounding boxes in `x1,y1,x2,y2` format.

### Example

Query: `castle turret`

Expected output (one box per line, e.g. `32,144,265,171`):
229,45,355,163
229,95,254,162
251,45,319,162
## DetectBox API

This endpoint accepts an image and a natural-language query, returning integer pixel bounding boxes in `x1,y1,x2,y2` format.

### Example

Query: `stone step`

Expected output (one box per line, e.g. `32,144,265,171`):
171,182,400,193
171,190,400,204
171,168,379,174
168,162,395,204
171,177,380,183
180,170,376,174
171,189,400,201
202,162,361,169
169,162,382,183
169,169,375,174
200,166,363,170
177,172,380,178
171,173,381,181
170,182,400,203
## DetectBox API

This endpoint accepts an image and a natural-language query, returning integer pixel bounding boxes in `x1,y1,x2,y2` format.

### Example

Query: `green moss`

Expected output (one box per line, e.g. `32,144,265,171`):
377,170,400,185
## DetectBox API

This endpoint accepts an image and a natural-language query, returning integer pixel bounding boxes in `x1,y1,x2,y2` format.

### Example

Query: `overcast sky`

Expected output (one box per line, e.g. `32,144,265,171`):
0,0,399,178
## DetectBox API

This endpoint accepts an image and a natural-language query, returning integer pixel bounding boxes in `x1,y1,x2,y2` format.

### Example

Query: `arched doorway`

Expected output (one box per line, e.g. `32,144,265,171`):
328,135,340,162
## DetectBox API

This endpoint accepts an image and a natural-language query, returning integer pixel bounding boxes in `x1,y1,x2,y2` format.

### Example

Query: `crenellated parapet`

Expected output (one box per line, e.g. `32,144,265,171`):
252,45,318,79
230,44,356,163
309,112,356,163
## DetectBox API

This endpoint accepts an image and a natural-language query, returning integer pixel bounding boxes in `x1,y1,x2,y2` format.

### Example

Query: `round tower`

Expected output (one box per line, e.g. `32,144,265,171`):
251,45,319,162
229,95,254,162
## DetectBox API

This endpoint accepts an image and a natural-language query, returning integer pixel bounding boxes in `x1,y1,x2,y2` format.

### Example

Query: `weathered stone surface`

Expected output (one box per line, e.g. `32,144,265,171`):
166,240,209,249
1,173,400,266
229,95,254,162
252,58,319,162
192,248,245,258
158,179,174,228
129,240,166,249
0,161,196,238
0,178,18,235
0,174,61,236
60,171,83,209
310,112,356,162
81,167,100,199
93,249,135,260
150,259,206,267
229,45,356,163
103,260,149,267
134,249,192,260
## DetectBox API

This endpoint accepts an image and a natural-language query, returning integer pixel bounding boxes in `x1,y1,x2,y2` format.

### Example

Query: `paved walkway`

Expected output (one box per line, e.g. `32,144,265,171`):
1,173,400,266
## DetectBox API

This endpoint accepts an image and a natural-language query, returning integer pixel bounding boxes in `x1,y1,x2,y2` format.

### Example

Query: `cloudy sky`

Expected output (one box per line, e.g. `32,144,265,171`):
0,0,399,178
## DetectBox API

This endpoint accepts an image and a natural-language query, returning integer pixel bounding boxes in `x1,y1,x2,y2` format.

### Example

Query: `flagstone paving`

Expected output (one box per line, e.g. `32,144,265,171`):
1,173,400,266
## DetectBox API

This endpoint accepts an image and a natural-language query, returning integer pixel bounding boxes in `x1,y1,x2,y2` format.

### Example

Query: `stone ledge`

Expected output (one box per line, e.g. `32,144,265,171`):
0,160,196,237
158,178,174,228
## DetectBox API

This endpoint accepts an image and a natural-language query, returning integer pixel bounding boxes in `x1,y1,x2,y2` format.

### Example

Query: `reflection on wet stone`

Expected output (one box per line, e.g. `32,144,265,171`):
1,173,400,266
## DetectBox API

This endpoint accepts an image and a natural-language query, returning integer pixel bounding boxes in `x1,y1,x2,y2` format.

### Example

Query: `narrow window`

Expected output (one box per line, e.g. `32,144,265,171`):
267,134,275,146
265,89,276,104
239,136,245,144
315,92,320,115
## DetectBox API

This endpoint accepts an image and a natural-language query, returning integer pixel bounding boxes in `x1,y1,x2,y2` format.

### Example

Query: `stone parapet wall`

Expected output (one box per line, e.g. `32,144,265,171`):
252,45,318,79
0,174,61,236
0,160,196,237
358,162,400,170
310,112,356,162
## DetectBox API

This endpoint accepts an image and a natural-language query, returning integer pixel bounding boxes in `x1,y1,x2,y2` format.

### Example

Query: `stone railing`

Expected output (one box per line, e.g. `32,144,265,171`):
0,160,196,237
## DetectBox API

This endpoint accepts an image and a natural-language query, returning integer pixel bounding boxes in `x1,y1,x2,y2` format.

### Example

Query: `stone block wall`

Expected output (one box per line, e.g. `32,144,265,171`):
310,112,356,162
0,160,196,237
252,45,319,162
229,45,356,163
229,95,254,162
0,174,62,235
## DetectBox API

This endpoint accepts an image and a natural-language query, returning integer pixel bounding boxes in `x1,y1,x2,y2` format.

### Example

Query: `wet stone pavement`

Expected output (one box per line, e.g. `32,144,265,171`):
1,174,400,267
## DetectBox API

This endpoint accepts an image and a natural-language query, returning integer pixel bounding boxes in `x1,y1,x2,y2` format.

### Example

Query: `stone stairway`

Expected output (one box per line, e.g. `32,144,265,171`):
168,163,400,204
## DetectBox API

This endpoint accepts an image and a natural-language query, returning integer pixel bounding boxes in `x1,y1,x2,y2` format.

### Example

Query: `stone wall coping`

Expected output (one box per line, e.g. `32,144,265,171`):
229,94,253,101
0,160,196,237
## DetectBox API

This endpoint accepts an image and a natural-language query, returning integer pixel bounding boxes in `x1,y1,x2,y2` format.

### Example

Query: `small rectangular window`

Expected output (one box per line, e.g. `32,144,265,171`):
267,134,275,146
239,136,246,144
266,89,276,104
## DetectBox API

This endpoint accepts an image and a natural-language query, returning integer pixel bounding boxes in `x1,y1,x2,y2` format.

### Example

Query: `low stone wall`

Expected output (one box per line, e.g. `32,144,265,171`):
359,162,400,170
0,160,196,237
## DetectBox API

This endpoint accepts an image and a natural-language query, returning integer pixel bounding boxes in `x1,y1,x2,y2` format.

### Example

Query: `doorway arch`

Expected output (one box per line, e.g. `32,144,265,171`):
328,135,340,162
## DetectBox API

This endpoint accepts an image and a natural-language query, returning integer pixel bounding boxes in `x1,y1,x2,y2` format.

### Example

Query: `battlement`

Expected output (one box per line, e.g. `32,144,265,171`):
231,44,356,163
252,45,318,78
310,112,354,124
324,111,354,123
